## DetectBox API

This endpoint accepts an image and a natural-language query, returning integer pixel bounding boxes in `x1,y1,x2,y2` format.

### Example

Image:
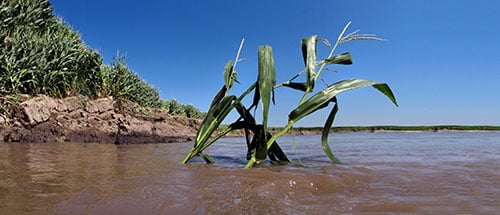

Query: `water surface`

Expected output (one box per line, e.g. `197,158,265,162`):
1,132,499,214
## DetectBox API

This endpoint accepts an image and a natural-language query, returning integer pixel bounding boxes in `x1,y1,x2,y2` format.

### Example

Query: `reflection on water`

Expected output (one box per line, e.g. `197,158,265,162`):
1,132,499,214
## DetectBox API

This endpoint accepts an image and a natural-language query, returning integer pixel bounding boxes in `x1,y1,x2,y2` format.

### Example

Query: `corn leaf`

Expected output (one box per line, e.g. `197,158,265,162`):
257,46,276,133
223,60,234,91
199,153,215,164
373,83,399,107
289,79,398,122
282,81,308,92
253,125,268,161
251,83,260,110
321,97,342,164
209,86,227,108
234,102,256,124
182,95,237,163
324,52,352,65
301,35,317,91
196,95,236,148
267,133,289,163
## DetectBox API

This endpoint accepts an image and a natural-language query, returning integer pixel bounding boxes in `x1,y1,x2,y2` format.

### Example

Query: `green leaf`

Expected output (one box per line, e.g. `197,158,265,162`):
282,81,308,92
182,95,237,163
223,60,234,91
257,46,276,133
196,95,236,148
234,102,256,125
289,79,398,122
209,86,227,108
301,35,317,91
199,153,215,164
373,83,399,107
268,136,289,163
324,52,352,65
321,97,342,164
251,83,260,110
253,125,268,161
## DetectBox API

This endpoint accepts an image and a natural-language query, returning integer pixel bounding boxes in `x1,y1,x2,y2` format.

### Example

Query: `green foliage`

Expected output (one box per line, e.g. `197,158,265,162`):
160,99,206,119
0,0,53,33
182,22,398,168
0,0,166,109
1,0,102,98
102,56,160,107
161,99,185,116
183,104,205,119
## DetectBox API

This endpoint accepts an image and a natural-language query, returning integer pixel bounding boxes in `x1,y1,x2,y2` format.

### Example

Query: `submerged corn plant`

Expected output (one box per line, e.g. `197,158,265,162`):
182,22,398,168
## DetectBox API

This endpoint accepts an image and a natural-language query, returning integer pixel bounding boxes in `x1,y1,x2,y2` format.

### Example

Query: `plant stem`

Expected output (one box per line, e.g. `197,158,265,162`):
233,38,245,68
181,124,233,164
244,120,294,168
296,22,352,107
199,126,233,152
182,83,254,164
314,21,351,81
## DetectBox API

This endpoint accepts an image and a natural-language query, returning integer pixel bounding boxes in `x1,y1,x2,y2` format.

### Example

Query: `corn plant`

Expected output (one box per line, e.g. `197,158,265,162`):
182,22,398,168
1,0,163,108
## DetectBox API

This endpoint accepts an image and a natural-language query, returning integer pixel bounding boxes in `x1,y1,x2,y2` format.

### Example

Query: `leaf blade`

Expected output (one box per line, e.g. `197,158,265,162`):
282,81,308,92
321,97,342,164
289,79,398,122
257,46,276,132
223,60,236,94
324,52,352,65
301,35,317,91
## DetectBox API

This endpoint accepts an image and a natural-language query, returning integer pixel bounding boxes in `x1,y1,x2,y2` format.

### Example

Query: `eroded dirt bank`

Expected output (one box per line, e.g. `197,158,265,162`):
0,95,200,144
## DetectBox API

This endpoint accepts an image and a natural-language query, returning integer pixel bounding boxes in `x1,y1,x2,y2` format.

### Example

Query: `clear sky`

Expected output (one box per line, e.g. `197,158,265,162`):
50,0,499,127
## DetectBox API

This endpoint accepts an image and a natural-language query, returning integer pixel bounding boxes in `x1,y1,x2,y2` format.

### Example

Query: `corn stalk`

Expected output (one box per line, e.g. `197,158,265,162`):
182,22,398,168
1,0,161,108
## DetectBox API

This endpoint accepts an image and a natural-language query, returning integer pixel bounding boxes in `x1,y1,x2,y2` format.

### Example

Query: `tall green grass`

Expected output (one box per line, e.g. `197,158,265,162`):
1,0,204,117
1,0,103,98
182,22,398,168
160,99,205,119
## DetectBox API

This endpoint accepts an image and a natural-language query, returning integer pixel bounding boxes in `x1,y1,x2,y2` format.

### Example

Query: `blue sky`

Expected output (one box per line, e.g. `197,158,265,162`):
50,0,500,127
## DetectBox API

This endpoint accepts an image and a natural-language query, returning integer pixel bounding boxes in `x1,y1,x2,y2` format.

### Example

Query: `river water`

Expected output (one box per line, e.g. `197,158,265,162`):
1,132,499,214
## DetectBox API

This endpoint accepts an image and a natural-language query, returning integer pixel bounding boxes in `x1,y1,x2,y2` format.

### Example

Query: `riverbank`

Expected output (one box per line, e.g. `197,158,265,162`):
285,125,500,135
0,94,200,143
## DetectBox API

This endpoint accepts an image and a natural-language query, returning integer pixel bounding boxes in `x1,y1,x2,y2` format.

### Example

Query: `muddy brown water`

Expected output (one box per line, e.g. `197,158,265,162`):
1,132,499,214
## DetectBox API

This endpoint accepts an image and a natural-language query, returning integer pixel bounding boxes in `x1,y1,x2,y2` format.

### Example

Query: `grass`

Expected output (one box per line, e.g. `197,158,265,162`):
182,22,398,168
0,0,159,106
0,0,205,119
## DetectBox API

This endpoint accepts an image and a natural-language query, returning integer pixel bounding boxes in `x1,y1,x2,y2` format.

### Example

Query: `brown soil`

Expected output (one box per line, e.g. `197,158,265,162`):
0,95,201,144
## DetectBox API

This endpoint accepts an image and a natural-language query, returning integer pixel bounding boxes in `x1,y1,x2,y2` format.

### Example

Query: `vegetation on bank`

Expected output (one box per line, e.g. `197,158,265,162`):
286,125,500,133
217,125,500,136
0,0,204,119
160,99,205,119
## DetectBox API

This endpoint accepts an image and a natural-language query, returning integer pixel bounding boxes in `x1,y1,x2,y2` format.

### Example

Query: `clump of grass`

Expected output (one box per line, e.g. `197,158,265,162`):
160,99,206,119
182,22,398,168
100,55,161,108
1,0,103,98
